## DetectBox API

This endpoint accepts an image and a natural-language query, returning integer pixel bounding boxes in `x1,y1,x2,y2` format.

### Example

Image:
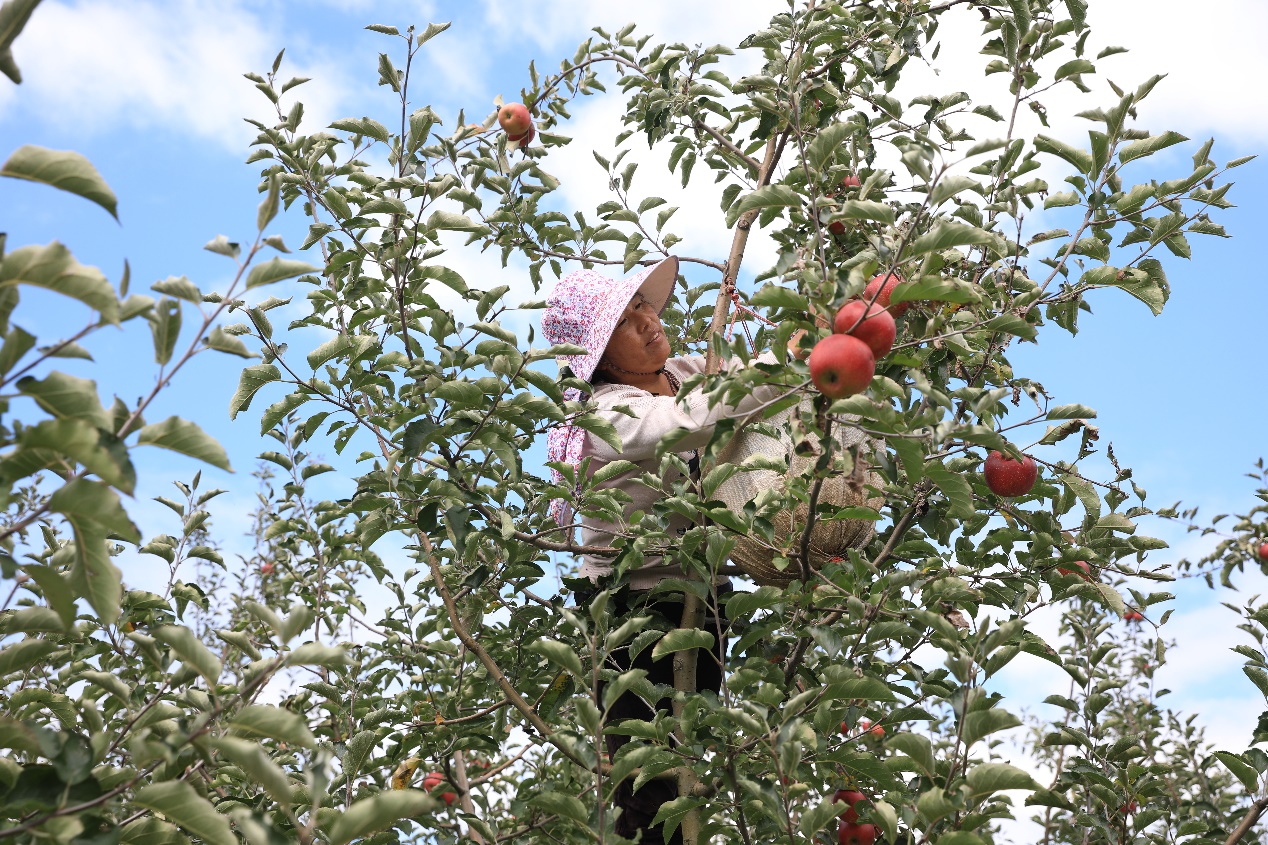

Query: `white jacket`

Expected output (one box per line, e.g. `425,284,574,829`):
578,352,784,589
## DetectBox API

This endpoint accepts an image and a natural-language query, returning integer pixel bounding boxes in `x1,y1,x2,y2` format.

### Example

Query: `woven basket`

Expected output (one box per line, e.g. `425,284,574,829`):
712,401,883,587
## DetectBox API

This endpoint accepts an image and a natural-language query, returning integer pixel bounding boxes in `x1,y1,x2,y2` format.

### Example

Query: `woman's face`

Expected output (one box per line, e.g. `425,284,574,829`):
599,292,671,376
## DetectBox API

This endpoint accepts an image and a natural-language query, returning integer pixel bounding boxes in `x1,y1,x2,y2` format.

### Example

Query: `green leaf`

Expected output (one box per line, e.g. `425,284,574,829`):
834,199,895,225
1084,266,1166,316
286,642,349,668
910,221,1002,256
1,145,118,219
982,313,1036,340
257,173,280,231
147,296,180,366
0,0,40,83
1034,134,1094,175
209,736,292,804
936,833,989,845
822,676,897,701
726,184,804,226
19,418,135,492
342,729,376,779
16,373,107,428
229,364,281,419
650,795,704,842
433,380,483,406
526,637,585,678
750,284,808,311
1213,751,1261,793
150,276,201,303
229,705,316,748
1092,582,1126,616
136,416,231,472
78,669,131,702
23,564,77,628
0,324,34,375
531,791,588,825
804,122,853,171
1046,404,1096,420
651,629,715,662
926,461,974,519
887,733,935,777
307,334,377,371
119,818,185,845
959,707,1021,748
47,479,135,624
152,624,222,684
260,393,308,435
965,762,1038,802
0,638,56,676
417,21,450,45
928,175,981,206
800,795,848,840
326,790,435,845
426,209,486,232
245,258,319,289
205,325,255,358
1119,131,1188,164
133,781,236,845
724,586,783,618
891,277,979,305
1053,58,1095,81
0,242,118,323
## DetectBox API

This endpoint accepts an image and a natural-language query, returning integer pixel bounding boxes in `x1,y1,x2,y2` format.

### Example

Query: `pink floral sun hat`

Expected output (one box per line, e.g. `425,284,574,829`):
542,256,679,525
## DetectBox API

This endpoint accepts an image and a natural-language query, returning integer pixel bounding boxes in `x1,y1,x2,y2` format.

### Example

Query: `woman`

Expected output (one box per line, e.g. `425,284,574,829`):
541,256,786,845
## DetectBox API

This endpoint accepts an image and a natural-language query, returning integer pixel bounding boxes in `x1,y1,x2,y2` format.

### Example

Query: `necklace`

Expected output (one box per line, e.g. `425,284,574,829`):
600,361,667,378
663,369,681,394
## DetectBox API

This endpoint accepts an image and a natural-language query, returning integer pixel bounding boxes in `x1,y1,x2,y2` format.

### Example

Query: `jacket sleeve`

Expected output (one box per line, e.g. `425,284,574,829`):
582,351,784,463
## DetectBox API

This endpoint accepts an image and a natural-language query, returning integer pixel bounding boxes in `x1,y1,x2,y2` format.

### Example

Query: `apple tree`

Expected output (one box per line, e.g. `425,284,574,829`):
1,0,1265,844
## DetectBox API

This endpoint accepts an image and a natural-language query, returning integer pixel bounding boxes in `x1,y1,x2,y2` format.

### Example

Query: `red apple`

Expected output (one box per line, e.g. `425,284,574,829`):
832,789,867,824
422,772,457,806
983,450,1038,497
809,334,876,399
841,174,861,190
863,272,909,317
260,563,274,575
858,717,885,737
838,821,877,845
833,301,896,359
1057,560,1093,581
828,220,846,236
1257,542,1268,562
508,125,536,146
498,102,532,136
1124,610,1144,623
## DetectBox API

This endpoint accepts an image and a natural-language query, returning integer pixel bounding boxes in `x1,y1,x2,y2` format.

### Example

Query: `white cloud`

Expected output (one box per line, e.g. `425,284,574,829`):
480,0,779,54
2,0,350,151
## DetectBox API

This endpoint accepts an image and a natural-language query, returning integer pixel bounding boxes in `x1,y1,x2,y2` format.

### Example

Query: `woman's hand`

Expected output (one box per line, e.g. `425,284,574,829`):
788,312,830,360
788,329,811,360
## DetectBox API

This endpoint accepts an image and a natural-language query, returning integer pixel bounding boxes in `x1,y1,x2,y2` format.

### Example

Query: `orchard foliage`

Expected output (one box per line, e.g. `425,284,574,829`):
1,0,1266,844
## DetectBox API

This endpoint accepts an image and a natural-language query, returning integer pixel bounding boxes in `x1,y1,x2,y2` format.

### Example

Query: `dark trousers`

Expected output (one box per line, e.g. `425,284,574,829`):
600,592,728,845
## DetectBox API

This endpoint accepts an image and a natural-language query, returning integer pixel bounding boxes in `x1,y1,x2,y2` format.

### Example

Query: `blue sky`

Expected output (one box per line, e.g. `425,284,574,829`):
4,0,1267,778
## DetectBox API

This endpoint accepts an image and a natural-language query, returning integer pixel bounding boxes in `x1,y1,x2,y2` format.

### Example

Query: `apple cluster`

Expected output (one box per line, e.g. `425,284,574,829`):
832,788,877,844
808,273,904,400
